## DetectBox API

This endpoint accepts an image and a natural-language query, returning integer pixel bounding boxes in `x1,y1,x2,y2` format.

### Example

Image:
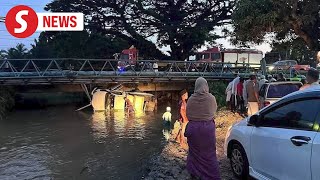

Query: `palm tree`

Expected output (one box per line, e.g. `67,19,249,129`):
14,43,28,59
0,50,7,59
1,43,29,59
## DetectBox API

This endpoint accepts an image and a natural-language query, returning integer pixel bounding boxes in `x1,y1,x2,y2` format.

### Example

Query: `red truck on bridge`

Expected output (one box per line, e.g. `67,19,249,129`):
116,46,264,71
192,47,263,68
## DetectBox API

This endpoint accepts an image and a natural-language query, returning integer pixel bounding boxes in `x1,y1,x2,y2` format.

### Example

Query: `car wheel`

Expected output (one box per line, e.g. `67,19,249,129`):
230,143,249,179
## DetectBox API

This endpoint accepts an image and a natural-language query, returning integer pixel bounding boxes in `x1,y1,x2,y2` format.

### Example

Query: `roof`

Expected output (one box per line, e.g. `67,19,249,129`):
282,86,320,100
222,48,263,54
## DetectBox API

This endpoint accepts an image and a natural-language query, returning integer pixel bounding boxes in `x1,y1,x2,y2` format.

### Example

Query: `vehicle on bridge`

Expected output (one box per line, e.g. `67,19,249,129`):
116,46,139,71
116,46,264,72
268,60,310,72
194,47,263,69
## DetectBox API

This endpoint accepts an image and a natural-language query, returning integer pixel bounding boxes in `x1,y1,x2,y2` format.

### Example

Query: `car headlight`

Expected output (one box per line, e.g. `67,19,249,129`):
268,66,274,71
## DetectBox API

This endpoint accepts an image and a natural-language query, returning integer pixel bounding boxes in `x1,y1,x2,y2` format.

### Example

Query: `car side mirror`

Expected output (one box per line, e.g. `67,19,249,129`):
248,114,260,127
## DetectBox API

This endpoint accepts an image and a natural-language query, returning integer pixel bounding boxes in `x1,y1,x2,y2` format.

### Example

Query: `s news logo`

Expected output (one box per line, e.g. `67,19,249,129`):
5,5,84,38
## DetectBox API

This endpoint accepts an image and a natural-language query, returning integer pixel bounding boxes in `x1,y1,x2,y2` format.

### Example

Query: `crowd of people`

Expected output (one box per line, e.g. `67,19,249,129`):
160,67,319,180
225,68,320,116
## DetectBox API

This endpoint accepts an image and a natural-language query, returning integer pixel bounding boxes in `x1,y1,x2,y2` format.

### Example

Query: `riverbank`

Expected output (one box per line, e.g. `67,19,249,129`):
144,110,243,180
0,87,14,120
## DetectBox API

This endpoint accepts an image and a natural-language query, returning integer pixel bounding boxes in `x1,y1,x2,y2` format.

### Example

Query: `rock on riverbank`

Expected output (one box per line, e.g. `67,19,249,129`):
144,110,243,180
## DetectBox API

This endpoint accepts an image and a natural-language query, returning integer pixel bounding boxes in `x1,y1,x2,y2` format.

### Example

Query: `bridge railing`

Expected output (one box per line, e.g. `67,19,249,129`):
0,59,262,84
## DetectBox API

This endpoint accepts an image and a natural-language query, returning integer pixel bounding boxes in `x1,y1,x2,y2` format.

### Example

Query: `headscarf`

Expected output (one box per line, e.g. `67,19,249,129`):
186,77,217,121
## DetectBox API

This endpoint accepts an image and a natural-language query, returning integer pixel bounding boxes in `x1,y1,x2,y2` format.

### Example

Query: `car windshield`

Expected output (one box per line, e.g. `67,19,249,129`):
267,84,301,98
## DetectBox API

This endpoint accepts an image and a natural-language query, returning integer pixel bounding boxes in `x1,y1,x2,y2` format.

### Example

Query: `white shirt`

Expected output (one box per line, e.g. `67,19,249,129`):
231,77,240,95
162,112,172,122
226,82,232,102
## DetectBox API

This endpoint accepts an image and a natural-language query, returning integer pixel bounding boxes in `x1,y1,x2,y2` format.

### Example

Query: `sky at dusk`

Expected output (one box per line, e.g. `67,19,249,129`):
0,0,50,50
0,0,272,55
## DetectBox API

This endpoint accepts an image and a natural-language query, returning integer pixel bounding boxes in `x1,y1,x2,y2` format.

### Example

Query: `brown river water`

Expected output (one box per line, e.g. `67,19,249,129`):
0,105,172,180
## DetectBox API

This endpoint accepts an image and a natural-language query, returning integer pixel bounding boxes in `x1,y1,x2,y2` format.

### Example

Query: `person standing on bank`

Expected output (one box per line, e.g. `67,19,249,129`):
236,78,245,114
185,77,220,180
246,75,260,116
225,81,232,110
175,89,189,148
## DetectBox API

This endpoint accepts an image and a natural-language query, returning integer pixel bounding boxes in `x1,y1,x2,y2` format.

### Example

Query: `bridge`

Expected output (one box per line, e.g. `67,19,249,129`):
0,59,263,85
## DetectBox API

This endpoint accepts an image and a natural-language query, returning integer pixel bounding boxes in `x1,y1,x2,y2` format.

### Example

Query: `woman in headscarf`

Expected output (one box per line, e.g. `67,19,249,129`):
185,77,220,180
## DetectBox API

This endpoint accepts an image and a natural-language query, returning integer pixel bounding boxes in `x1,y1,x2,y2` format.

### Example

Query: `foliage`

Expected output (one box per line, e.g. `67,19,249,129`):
268,38,317,65
208,81,228,108
1,43,29,59
30,31,130,59
45,0,234,60
231,0,320,51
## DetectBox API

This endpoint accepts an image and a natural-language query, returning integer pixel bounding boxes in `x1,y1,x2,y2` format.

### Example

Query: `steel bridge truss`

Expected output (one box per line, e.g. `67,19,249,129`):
0,59,261,85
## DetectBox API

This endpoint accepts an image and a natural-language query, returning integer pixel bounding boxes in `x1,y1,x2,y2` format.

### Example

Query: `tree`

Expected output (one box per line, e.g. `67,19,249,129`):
1,43,29,59
30,31,130,59
0,50,7,59
45,0,233,60
231,0,320,51
269,39,316,64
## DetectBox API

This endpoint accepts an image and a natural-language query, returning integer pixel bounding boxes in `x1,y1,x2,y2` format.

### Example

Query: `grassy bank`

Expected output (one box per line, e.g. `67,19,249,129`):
0,87,15,119
208,81,228,108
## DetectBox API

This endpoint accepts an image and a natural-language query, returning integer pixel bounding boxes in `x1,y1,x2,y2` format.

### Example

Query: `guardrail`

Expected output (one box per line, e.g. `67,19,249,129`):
0,59,262,84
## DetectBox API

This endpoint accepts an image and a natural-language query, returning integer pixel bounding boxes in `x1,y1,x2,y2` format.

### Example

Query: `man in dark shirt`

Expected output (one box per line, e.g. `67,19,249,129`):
236,78,245,114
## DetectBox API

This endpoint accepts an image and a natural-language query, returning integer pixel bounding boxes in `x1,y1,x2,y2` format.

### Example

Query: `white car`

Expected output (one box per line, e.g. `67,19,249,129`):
259,81,302,108
224,87,320,180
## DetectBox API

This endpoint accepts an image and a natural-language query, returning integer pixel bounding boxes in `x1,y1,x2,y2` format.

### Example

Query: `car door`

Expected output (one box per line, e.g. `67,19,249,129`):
250,97,320,180
311,116,320,180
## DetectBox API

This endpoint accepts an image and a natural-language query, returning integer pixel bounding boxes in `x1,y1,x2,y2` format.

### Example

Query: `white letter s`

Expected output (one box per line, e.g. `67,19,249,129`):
15,10,29,33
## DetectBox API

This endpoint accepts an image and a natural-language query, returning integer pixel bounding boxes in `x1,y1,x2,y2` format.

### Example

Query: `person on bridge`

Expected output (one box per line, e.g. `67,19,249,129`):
175,89,188,149
245,75,260,116
185,77,220,180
